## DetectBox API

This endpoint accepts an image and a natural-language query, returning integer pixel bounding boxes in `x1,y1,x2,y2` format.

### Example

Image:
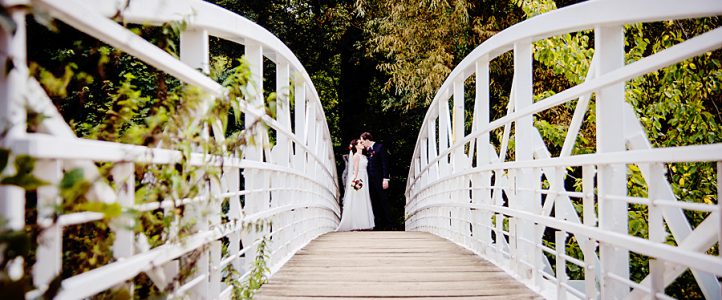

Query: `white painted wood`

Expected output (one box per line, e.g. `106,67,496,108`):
405,1,722,299
0,6,27,231
0,0,339,299
595,24,629,300
32,160,62,288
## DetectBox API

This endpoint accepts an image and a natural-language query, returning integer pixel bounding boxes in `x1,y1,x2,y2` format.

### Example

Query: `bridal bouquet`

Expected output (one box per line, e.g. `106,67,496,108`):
351,178,364,190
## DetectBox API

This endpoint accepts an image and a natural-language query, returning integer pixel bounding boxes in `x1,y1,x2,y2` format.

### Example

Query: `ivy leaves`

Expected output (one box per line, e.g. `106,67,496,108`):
0,148,47,191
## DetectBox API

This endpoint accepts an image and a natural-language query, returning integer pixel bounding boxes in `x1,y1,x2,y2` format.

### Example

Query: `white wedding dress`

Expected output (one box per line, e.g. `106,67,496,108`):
337,154,375,231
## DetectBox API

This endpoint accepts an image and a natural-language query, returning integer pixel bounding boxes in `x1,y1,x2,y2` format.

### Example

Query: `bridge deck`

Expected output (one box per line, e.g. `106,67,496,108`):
256,231,542,299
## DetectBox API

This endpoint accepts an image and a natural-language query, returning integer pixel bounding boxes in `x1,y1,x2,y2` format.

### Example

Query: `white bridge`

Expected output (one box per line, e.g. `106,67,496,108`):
0,0,721,299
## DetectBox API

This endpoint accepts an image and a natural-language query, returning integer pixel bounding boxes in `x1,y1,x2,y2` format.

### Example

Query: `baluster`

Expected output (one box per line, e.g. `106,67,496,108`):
529,166,542,281
648,164,666,299
509,217,518,273
240,41,264,274
0,1,26,136
452,78,464,168
226,167,243,278
474,58,493,255
556,231,568,300
33,160,62,289
111,163,135,295
0,2,27,233
582,165,599,299
452,78,466,244
513,40,535,280
293,78,307,173
208,176,222,298
595,24,629,299
276,59,291,167
188,170,211,299
306,107,318,180
420,137,429,191
438,97,451,177
533,222,544,290
428,118,439,183
493,169,504,261
180,26,213,299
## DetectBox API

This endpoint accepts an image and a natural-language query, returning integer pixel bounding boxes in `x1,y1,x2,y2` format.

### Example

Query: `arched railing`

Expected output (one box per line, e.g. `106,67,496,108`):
0,0,339,298
405,1,722,299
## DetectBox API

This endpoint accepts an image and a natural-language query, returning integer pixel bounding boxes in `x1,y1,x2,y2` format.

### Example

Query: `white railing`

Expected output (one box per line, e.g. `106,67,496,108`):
0,0,339,299
405,1,722,299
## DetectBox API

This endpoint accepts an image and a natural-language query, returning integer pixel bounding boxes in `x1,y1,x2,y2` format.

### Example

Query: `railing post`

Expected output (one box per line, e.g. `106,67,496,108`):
241,40,264,274
111,163,135,258
227,167,243,274
494,188,505,262
180,27,213,299
472,58,493,254
452,78,467,241
513,40,535,280
0,1,28,233
556,231,568,300
439,94,451,178
452,78,465,167
595,24,629,299
428,119,439,182
293,76,306,173
582,165,599,298
305,106,318,176
111,162,135,295
0,3,28,285
648,164,665,299
275,58,292,167
180,29,209,74
270,58,291,265
32,160,62,289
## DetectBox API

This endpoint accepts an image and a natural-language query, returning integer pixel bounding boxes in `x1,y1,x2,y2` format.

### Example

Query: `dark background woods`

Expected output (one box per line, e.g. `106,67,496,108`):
206,0,530,229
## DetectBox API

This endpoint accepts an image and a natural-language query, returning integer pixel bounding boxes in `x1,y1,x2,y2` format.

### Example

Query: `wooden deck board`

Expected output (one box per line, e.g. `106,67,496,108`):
255,232,542,299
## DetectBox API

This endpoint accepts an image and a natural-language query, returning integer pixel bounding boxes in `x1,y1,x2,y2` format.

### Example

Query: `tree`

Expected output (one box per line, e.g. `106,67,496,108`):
357,0,525,110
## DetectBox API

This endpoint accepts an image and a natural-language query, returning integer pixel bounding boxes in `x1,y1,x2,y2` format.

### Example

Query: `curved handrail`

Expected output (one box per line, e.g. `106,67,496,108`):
36,0,338,188
406,26,722,196
405,1,722,299
0,0,341,299
407,0,722,194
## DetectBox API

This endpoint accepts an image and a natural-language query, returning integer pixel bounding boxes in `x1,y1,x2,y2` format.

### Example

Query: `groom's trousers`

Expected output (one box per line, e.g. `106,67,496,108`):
368,177,391,230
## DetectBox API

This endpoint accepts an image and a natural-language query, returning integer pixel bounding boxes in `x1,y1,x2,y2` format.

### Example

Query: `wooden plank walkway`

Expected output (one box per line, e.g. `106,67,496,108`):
255,231,543,299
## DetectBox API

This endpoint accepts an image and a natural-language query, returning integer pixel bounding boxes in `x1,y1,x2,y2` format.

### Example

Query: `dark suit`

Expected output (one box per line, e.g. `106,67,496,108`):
366,142,391,230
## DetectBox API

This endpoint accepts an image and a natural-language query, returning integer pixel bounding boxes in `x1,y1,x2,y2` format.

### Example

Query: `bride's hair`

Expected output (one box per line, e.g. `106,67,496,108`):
350,139,368,155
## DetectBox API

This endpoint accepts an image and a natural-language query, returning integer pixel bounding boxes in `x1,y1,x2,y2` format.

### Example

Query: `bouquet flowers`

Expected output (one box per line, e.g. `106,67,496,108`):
351,178,364,190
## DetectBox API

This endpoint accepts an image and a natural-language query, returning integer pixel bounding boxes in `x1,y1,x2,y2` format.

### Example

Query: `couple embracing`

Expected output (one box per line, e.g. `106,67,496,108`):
337,132,391,231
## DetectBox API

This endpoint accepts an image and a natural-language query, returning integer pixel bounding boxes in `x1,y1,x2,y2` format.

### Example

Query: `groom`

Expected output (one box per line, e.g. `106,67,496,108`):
360,132,391,230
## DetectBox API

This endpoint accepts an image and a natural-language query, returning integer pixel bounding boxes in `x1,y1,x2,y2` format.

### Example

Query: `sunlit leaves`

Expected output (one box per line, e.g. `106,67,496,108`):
0,154,47,191
361,0,508,110
234,236,270,299
76,202,123,219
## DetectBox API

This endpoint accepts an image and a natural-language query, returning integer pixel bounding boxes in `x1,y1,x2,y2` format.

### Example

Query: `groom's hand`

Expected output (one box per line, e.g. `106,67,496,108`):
382,179,389,190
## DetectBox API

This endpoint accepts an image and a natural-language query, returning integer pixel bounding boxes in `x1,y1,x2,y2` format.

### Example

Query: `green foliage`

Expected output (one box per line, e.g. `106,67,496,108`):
59,168,91,204
4,1,717,298
4,8,280,298
0,154,47,190
360,0,524,110
231,236,270,299
0,148,48,299
0,225,32,300
518,1,721,297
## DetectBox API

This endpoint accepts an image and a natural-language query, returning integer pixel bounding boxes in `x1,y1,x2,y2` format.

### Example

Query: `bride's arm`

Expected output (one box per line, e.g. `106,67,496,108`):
352,154,360,179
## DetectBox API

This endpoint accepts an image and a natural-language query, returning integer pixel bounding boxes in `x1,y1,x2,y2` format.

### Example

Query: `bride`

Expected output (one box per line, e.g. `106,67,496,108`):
337,139,375,231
